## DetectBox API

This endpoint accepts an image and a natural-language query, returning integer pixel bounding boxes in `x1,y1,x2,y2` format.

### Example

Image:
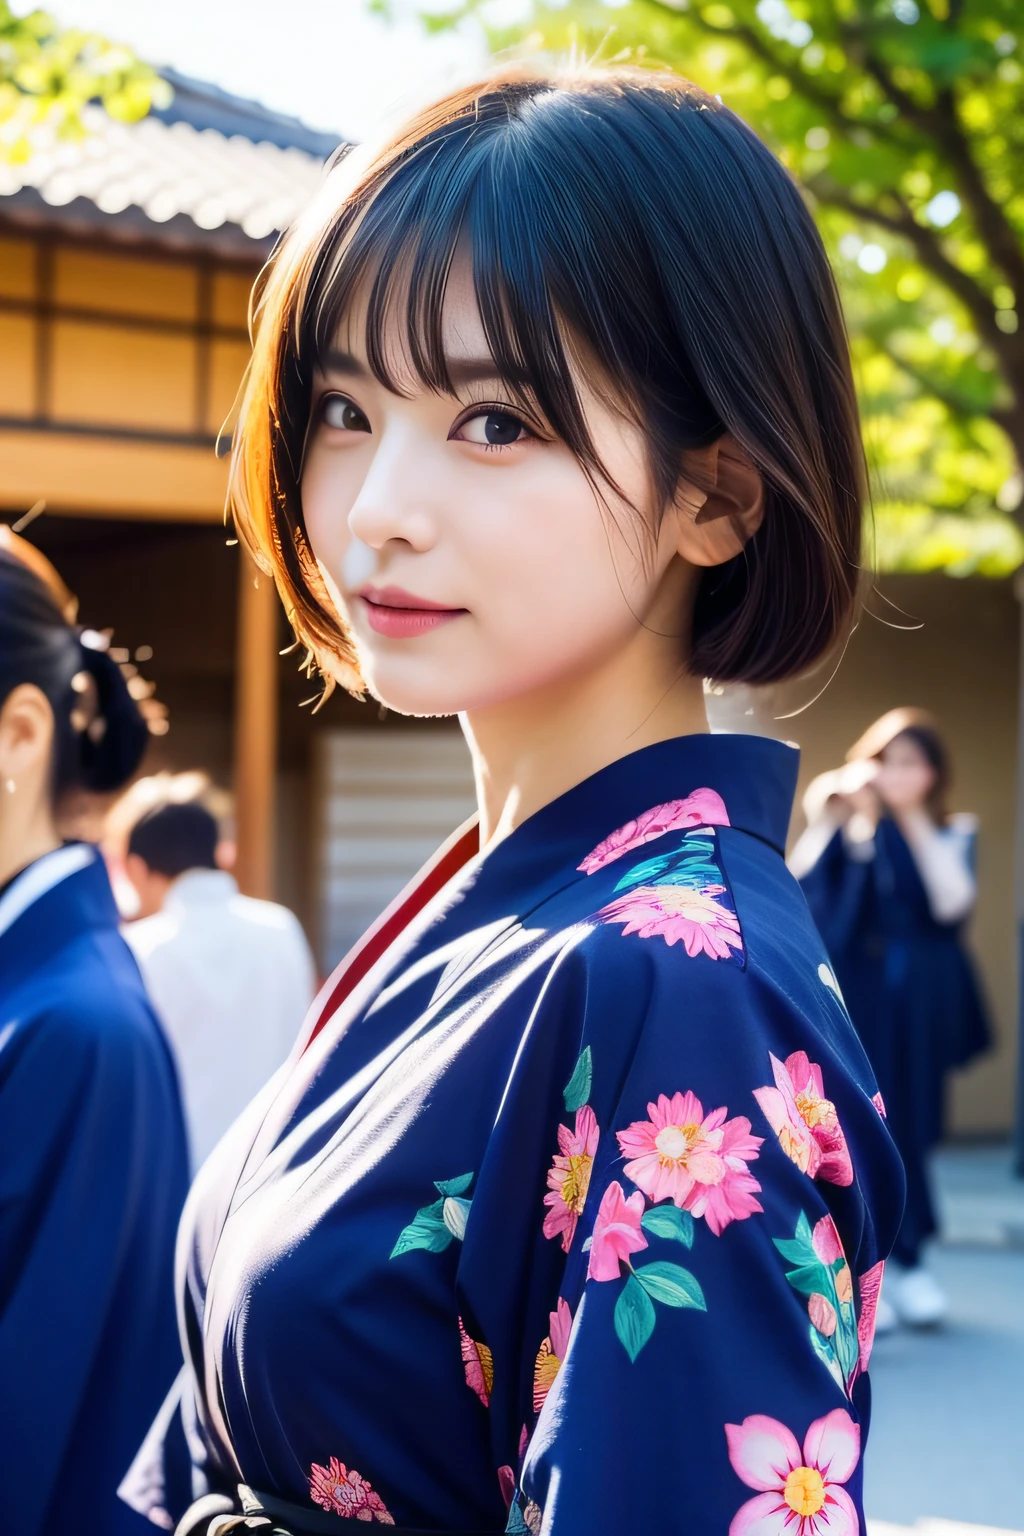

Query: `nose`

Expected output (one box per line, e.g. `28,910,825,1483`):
347,423,439,554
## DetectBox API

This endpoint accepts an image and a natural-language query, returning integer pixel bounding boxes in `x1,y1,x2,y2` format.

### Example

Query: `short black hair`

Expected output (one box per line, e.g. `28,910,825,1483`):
128,801,219,878
232,64,863,690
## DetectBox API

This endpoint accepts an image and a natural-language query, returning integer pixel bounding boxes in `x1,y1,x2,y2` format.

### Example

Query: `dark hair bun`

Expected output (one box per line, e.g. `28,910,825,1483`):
74,639,149,792
0,549,149,801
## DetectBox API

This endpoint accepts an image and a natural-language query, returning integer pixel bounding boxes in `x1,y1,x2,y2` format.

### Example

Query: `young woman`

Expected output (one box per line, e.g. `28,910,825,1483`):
124,68,903,1536
793,708,990,1329
0,530,189,1536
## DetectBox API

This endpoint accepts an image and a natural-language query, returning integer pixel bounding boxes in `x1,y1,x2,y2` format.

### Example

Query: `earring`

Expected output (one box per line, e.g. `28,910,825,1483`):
3,779,13,794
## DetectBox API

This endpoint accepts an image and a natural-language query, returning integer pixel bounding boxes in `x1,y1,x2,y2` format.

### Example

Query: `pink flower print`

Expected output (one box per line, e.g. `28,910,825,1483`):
458,1316,494,1406
309,1458,395,1523
808,1292,838,1337
616,1091,763,1236
533,1298,574,1412
811,1213,844,1266
587,1180,648,1281
725,1408,861,1536
871,1090,887,1118
857,1260,885,1373
542,1105,599,1252
753,1051,854,1187
598,884,742,958
578,789,730,875
497,1467,516,1510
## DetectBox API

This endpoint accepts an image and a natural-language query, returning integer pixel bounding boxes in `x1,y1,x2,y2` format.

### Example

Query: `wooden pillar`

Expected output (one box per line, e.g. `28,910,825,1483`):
233,550,278,899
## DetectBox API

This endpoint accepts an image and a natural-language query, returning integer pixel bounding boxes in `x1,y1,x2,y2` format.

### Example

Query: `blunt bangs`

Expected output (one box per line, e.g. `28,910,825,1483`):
230,65,864,694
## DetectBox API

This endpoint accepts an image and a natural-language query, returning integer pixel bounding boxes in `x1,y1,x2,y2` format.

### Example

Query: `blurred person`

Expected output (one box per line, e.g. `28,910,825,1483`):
121,791,317,1168
792,709,991,1328
0,529,188,1536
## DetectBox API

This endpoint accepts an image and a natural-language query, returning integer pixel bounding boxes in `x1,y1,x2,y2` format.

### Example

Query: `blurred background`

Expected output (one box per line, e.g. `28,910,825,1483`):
1,0,1022,1529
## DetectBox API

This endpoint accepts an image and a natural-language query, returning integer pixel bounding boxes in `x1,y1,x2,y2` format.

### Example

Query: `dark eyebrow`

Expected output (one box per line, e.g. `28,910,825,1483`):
320,347,510,390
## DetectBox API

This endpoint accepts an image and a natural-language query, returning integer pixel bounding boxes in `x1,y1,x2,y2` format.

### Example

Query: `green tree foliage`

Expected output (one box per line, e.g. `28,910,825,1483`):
0,2,167,162
438,0,1024,572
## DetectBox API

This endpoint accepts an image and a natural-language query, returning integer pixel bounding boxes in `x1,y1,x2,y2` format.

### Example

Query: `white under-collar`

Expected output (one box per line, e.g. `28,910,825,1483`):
164,868,239,911
0,843,96,941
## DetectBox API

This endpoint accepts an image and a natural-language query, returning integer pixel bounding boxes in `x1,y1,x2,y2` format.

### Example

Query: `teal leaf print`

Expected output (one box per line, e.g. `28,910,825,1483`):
784,1261,831,1298
809,1324,846,1392
633,1260,706,1310
775,1211,860,1397
435,1172,475,1198
614,1272,657,1361
505,1503,530,1535
612,832,723,894
563,1046,593,1114
641,1204,695,1248
773,1210,815,1266
391,1173,476,1258
390,1200,452,1258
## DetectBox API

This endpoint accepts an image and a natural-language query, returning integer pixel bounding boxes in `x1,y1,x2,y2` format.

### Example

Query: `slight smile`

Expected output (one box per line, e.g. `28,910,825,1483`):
358,585,467,639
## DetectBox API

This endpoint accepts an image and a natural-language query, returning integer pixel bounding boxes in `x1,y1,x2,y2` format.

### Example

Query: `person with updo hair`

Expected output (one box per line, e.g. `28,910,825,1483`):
0,528,189,1536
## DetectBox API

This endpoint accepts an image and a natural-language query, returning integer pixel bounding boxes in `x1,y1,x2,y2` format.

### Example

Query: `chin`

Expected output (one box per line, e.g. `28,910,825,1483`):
360,667,470,720
358,657,537,720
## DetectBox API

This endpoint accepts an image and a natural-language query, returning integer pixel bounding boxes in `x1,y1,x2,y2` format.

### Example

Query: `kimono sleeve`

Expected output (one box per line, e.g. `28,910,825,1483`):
511,943,890,1536
0,991,187,1536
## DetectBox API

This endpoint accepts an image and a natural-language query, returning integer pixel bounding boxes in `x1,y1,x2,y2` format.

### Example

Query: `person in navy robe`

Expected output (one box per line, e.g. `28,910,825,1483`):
123,67,903,1536
792,709,990,1330
0,530,189,1536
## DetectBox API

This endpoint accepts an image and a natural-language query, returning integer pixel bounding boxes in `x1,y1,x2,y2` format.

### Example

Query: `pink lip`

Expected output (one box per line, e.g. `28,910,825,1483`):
358,585,466,639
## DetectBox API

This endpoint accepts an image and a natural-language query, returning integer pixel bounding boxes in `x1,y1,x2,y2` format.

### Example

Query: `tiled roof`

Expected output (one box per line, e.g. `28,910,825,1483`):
0,70,343,254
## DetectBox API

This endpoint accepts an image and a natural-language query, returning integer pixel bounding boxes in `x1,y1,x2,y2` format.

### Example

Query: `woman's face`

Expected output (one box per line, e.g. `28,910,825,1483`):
875,733,936,813
300,267,698,718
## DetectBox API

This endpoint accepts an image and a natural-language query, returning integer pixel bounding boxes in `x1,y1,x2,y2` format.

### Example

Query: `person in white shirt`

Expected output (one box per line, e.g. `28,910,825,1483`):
122,797,317,1170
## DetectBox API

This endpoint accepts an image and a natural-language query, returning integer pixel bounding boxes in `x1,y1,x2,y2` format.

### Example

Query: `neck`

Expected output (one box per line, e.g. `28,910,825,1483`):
0,795,61,890
461,636,709,848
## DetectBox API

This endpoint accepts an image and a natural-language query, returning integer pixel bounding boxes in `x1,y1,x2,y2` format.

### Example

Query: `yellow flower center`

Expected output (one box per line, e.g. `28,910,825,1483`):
560,1152,594,1214
795,1089,833,1129
655,1122,701,1162
778,1124,813,1173
783,1467,826,1517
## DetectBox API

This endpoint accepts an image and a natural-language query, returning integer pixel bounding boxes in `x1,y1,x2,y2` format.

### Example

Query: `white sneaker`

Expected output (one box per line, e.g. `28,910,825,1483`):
890,1266,948,1328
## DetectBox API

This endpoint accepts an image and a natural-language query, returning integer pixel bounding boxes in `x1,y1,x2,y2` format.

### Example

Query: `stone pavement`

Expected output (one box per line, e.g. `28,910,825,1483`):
862,1145,1024,1535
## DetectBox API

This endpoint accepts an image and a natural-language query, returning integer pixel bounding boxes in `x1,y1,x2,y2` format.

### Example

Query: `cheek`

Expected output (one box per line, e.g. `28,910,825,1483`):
463,469,650,654
301,446,357,576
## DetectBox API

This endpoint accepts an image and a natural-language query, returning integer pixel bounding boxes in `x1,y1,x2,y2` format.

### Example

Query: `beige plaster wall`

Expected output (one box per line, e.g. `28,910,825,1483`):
764,574,1018,1136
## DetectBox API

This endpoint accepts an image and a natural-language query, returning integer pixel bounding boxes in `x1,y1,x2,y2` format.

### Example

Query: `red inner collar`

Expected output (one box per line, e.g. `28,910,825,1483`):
302,819,480,1052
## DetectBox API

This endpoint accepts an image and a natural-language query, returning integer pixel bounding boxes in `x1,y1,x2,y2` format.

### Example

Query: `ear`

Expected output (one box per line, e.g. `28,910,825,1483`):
0,683,55,781
671,433,764,569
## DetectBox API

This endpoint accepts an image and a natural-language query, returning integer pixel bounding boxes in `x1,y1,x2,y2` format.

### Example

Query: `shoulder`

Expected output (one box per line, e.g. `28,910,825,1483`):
545,821,877,1107
7,927,171,1072
122,911,180,960
228,894,308,940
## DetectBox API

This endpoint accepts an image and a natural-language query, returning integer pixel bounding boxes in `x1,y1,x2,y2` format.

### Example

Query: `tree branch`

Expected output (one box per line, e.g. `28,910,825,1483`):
808,178,1004,343
842,20,1024,295
644,0,910,147
867,336,993,422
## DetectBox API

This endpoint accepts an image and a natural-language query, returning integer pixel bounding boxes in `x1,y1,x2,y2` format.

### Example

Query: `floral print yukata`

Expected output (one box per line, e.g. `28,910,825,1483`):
124,734,903,1536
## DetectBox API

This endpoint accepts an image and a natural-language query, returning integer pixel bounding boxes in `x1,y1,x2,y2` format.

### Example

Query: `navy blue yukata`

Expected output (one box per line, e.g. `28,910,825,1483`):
126,734,903,1536
0,846,189,1536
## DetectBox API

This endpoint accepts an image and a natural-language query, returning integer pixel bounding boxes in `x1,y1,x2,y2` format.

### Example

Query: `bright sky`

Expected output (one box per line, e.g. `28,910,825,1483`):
38,0,490,141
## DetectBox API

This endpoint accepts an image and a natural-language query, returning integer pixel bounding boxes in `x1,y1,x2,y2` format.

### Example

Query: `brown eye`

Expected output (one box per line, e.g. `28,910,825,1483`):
322,395,371,433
